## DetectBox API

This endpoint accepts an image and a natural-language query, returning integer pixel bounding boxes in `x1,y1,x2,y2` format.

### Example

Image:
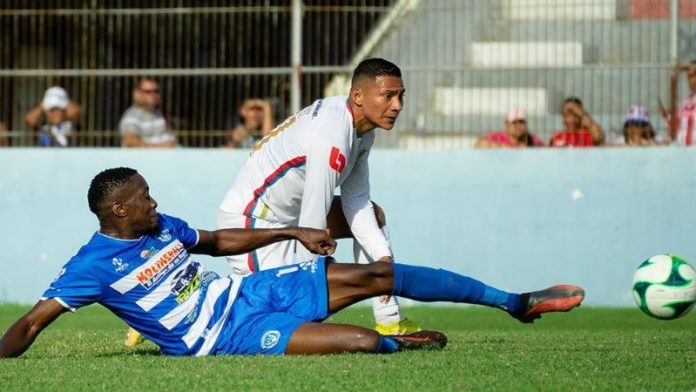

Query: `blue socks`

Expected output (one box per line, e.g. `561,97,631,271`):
375,335,400,353
391,263,522,315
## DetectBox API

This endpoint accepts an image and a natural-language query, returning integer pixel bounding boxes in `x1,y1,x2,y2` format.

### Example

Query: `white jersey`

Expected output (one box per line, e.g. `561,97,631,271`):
219,96,390,261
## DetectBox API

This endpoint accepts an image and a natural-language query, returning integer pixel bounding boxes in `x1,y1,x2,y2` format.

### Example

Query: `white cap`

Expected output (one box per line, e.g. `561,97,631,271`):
43,86,69,111
505,107,527,122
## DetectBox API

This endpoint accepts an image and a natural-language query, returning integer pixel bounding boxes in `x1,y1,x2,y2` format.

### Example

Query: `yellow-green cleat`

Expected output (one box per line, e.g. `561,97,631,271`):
375,318,422,335
123,327,146,348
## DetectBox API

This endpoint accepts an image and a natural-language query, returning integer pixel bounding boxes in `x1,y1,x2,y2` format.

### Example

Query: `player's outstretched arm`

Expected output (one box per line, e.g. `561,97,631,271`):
0,299,67,358
191,227,336,257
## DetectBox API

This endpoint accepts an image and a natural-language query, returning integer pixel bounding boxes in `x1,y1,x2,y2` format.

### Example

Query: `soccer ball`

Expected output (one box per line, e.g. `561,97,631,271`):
632,254,696,320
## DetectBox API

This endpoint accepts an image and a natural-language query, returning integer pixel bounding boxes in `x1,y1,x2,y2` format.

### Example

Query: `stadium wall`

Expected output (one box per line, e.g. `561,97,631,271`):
1,148,695,306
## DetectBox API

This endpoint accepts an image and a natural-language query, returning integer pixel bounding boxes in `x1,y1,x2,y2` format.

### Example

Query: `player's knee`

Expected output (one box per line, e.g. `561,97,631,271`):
348,330,381,353
367,261,393,278
364,261,394,291
371,201,387,228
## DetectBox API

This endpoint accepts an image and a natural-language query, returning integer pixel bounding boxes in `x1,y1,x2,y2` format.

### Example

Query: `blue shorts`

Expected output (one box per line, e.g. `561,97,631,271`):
214,256,330,356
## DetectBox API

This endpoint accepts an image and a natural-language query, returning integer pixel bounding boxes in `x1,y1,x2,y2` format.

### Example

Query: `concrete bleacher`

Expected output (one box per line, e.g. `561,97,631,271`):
504,0,619,20
366,0,691,147
471,42,584,68
432,87,549,116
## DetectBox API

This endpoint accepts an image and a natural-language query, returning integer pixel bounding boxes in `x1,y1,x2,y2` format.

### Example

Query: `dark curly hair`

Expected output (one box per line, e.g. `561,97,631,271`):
87,167,138,215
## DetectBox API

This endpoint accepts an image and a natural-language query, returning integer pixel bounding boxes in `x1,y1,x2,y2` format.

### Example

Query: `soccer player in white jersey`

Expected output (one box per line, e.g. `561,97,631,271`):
215,58,417,337
0,168,585,358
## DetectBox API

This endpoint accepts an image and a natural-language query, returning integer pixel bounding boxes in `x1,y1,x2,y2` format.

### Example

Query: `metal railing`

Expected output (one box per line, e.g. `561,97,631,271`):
0,0,694,148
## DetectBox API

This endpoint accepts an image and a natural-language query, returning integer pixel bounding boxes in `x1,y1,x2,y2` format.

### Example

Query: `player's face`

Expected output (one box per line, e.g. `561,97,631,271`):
562,102,582,130
123,174,159,234
360,75,405,131
506,119,528,139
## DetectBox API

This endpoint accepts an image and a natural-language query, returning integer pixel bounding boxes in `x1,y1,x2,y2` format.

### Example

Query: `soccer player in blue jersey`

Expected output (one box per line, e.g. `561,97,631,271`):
0,168,585,358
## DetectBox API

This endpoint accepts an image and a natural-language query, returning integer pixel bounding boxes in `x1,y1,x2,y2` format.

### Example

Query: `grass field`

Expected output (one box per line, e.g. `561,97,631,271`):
1,304,694,391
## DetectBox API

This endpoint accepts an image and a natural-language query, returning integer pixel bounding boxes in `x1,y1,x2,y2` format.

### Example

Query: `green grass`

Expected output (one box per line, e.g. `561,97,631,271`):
1,305,695,391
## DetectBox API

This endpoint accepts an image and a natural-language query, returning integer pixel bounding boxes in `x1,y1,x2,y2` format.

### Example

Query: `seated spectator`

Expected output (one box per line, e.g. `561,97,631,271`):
474,107,544,148
24,86,81,133
119,78,176,148
24,87,77,147
0,121,8,147
222,98,274,148
615,105,665,147
549,97,604,147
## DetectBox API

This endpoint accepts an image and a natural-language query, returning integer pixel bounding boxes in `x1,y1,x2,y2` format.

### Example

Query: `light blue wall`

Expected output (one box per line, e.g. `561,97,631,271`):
1,148,695,306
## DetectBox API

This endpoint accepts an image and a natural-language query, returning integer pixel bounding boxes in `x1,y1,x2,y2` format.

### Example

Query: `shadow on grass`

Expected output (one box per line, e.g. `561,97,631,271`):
95,348,162,358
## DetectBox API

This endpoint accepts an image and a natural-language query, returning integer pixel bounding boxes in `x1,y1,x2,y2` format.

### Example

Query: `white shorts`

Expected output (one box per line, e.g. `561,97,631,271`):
216,209,306,276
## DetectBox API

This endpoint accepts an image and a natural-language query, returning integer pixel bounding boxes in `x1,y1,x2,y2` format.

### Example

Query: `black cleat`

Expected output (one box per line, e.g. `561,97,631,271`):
513,284,585,323
388,330,448,351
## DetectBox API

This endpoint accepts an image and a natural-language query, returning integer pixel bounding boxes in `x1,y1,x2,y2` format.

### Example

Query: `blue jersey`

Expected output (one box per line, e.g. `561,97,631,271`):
41,214,242,356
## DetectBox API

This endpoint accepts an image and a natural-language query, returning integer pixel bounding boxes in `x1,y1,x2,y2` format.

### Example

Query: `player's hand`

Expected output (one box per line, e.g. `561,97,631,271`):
295,228,336,256
377,256,393,303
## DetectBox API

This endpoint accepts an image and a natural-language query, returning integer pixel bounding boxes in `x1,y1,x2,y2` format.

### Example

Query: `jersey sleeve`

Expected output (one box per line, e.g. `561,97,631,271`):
118,111,139,135
295,110,349,260
161,214,200,249
41,263,102,312
340,137,391,260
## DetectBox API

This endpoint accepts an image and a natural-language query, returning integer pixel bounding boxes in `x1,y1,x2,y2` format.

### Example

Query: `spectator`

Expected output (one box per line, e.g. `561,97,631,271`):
549,97,604,147
24,87,77,147
668,61,696,146
614,105,663,147
24,86,81,133
474,107,544,148
0,121,8,147
119,78,176,148
222,98,274,148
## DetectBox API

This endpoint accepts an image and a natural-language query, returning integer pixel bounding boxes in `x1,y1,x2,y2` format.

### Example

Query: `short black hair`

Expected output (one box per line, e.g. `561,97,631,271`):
351,58,402,86
87,167,138,215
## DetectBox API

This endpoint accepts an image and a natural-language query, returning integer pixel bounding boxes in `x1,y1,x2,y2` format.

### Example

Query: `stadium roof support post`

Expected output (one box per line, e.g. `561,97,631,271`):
671,0,679,65
670,0,679,140
291,0,303,114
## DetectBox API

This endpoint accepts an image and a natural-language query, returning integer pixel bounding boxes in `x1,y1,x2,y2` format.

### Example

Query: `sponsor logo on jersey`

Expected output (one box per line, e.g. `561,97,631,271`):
171,263,201,304
260,330,281,349
157,229,172,242
136,242,186,290
140,247,158,259
329,146,346,173
112,258,129,273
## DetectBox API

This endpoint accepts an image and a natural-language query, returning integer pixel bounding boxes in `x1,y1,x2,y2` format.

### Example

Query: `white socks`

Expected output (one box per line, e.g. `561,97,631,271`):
353,225,403,325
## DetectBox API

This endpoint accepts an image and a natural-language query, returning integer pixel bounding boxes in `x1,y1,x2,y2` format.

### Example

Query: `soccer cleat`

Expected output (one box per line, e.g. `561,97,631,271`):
513,284,585,323
388,330,448,351
375,318,422,335
124,327,146,348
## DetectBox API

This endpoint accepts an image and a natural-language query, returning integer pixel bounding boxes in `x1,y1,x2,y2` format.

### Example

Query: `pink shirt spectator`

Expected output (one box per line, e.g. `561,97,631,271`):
483,130,544,147
675,94,696,146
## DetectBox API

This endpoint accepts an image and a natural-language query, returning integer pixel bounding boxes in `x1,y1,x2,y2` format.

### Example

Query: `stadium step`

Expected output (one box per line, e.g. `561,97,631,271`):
471,41,584,68
504,0,618,21
432,87,549,116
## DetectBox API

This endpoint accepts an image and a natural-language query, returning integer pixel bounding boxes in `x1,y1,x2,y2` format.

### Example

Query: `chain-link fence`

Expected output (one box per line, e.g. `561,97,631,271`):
0,0,695,148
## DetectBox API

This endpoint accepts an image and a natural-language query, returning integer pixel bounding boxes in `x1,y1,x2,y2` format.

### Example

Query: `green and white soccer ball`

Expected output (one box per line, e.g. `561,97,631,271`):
632,254,696,320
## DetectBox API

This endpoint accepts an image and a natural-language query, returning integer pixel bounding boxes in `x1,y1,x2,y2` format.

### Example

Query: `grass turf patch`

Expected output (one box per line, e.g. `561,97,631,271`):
1,305,694,391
